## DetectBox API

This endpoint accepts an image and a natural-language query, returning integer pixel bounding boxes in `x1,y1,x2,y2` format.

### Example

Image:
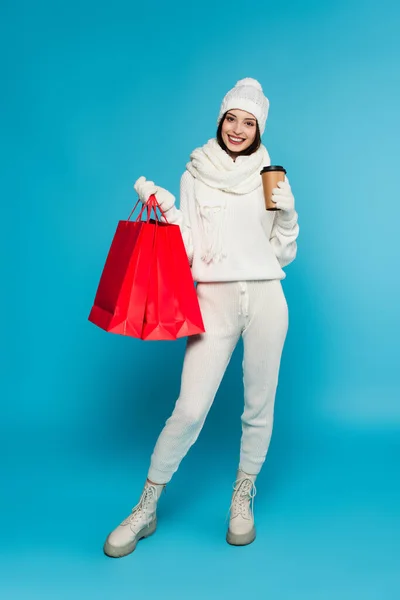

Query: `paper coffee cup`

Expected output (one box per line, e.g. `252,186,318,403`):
260,166,287,211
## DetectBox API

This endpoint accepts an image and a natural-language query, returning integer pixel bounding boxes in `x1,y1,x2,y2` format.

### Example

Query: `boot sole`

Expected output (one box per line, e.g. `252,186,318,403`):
226,526,256,546
103,518,157,558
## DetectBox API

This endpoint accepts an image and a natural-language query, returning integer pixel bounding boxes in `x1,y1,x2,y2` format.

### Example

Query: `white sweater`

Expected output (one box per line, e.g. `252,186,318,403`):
165,170,299,283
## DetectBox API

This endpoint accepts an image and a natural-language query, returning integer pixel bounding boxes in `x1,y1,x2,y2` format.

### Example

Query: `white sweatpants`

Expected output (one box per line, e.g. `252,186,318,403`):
147,279,289,484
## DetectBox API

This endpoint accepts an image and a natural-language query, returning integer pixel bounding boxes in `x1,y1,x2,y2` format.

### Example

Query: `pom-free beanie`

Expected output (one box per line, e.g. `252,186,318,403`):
217,77,270,135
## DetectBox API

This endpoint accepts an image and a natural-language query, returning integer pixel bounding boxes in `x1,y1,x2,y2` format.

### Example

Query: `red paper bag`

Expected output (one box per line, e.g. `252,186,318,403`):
88,194,205,340
166,223,205,338
141,203,205,340
141,223,178,340
88,217,155,336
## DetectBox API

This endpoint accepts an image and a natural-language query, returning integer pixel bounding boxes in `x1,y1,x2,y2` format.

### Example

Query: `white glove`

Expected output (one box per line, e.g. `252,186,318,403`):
133,176,176,212
271,176,296,216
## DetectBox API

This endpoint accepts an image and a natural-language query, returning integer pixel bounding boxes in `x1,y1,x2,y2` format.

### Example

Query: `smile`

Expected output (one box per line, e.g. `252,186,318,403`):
228,135,245,145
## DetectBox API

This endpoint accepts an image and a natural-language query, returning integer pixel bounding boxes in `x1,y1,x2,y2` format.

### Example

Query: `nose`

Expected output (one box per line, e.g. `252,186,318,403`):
233,124,244,135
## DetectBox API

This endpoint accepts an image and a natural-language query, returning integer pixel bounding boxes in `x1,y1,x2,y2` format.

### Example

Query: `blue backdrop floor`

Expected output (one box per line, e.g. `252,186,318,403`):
2,430,398,600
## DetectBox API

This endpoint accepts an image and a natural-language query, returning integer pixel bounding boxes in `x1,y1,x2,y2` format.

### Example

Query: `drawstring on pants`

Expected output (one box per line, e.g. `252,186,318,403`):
238,282,249,317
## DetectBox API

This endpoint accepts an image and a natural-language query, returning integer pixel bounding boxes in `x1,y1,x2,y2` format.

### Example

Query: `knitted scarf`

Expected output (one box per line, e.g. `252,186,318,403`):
186,138,270,263
186,137,270,194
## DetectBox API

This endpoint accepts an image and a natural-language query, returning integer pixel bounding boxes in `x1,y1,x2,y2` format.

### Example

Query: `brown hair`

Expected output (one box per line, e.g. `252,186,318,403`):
216,111,261,156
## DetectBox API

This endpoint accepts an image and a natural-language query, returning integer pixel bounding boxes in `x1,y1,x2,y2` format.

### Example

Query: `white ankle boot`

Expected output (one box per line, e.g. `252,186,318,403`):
226,469,257,546
103,481,165,558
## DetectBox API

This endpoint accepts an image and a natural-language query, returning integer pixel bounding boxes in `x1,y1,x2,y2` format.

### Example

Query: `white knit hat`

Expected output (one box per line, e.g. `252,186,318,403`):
217,77,270,135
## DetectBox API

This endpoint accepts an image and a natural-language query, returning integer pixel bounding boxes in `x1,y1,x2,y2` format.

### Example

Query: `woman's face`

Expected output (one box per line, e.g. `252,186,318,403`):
221,109,257,156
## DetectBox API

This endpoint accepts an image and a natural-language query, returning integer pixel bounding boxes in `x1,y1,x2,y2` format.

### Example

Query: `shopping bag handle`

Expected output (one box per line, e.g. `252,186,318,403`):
127,194,170,225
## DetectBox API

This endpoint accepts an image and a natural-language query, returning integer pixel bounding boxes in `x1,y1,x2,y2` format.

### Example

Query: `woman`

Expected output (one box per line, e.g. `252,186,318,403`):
104,77,299,557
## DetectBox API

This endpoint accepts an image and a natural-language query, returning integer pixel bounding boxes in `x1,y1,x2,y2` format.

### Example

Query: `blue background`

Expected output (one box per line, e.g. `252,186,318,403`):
1,0,399,597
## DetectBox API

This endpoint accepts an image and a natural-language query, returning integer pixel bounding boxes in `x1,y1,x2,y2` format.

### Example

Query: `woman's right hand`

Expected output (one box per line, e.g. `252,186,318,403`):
133,176,176,212
133,176,158,204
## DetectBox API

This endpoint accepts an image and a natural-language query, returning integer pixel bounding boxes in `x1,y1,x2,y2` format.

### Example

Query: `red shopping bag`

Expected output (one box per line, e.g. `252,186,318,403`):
141,222,178,340
88,194,205,340
166,225,206,338
141,215,205,340
88,212,155,336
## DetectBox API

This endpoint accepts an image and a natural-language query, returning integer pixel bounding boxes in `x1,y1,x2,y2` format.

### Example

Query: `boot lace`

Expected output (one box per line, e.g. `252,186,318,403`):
122,485,159,528
226,477,257,523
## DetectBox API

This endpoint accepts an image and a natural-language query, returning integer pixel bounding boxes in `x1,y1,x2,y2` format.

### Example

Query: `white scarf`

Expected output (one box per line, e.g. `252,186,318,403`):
186,138,270,263
186,137,270,194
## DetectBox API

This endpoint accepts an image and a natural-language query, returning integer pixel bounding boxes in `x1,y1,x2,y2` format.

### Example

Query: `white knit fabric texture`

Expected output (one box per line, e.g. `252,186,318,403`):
217,78,270,134
165,170,299,282
147,279,289,484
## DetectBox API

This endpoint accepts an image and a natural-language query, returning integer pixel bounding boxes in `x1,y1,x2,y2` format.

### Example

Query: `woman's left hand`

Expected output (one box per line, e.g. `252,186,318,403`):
271,176,295,213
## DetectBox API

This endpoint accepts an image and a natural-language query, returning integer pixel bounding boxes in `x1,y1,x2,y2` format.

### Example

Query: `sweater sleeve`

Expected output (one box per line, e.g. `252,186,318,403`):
161,171,194,265
269,209,299,268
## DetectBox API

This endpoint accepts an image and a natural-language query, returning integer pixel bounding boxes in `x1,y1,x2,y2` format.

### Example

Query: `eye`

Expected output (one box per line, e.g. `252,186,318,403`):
246,121,255,127
226,116,234,122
